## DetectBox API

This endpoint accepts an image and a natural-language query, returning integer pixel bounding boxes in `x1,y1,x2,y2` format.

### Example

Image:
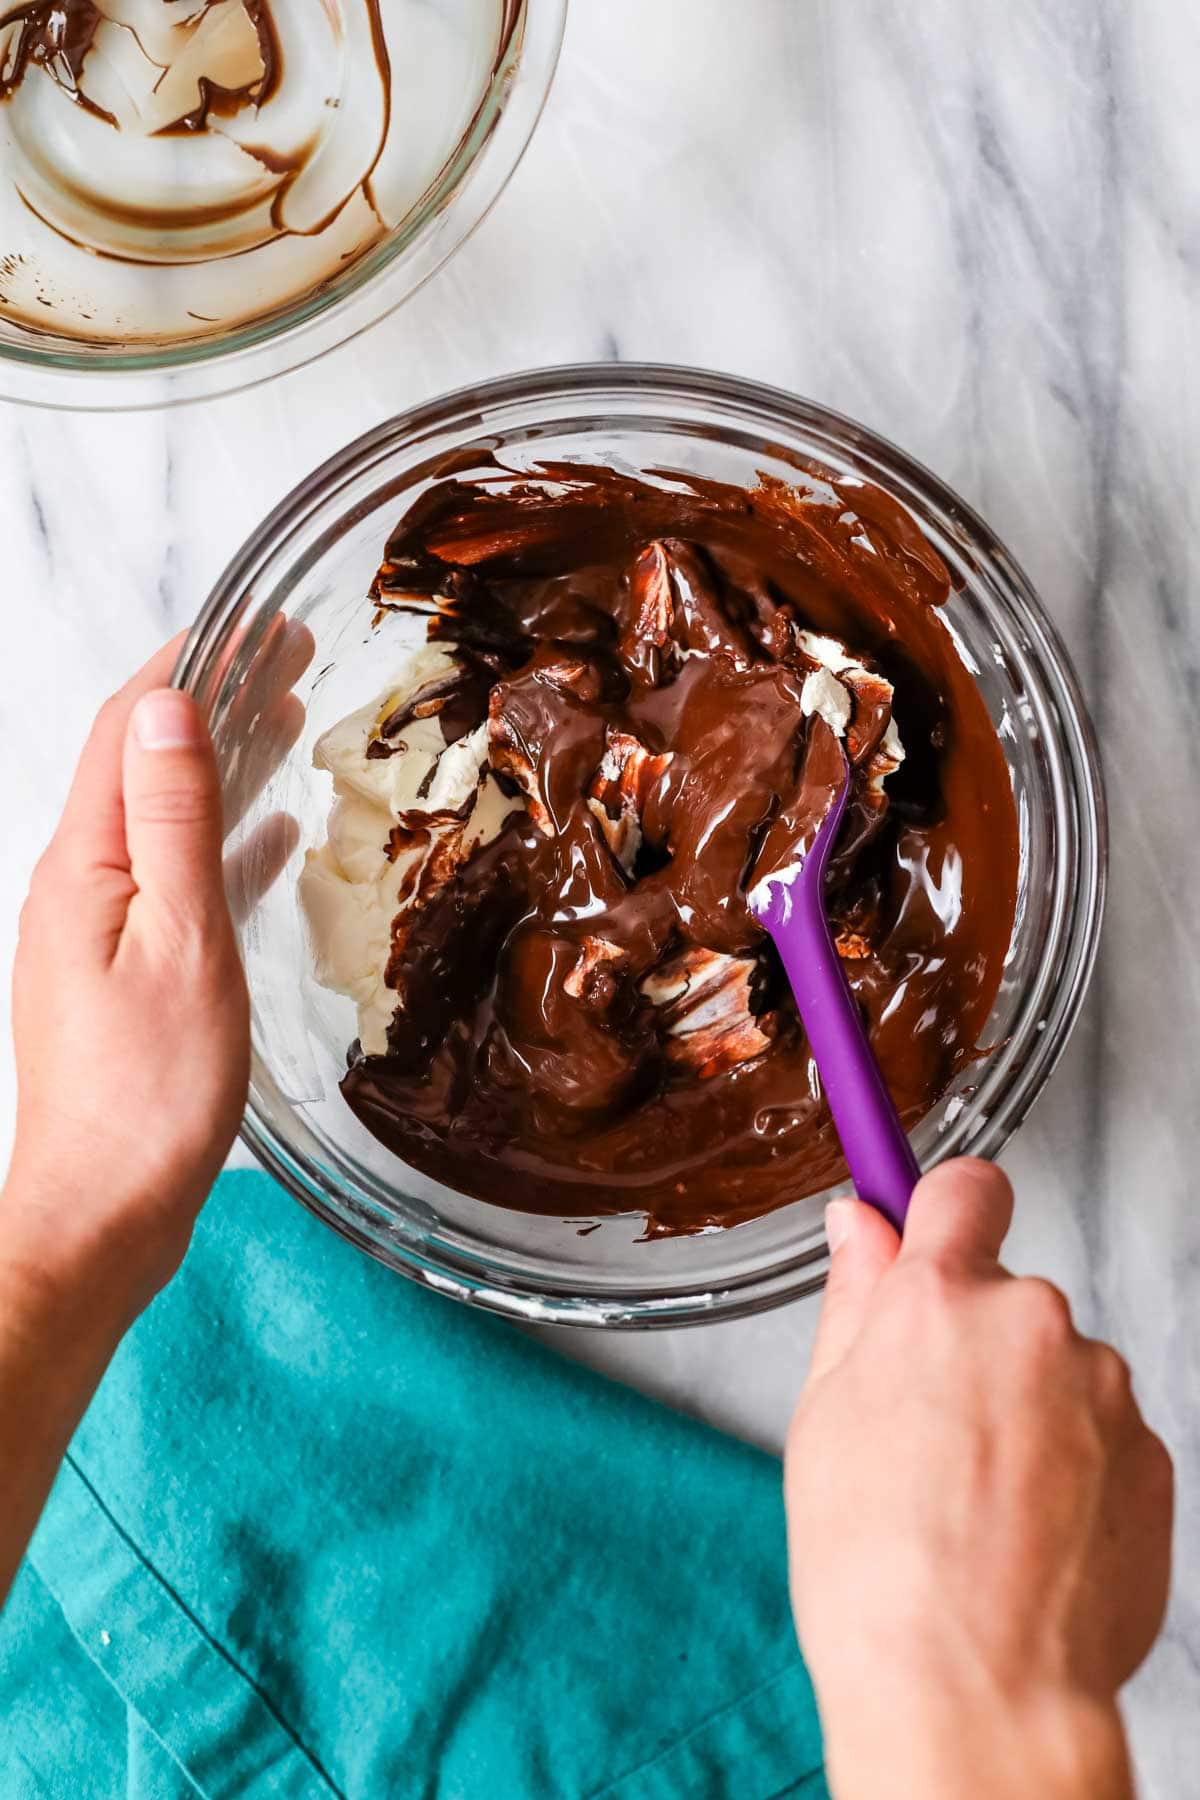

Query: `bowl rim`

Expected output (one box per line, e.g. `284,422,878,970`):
0,0,568,411
177,362,1108,1327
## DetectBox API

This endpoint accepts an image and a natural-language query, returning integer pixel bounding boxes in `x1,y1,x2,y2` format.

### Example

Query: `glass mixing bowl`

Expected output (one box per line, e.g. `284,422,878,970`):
175,365,1106,1327
0,0,564,410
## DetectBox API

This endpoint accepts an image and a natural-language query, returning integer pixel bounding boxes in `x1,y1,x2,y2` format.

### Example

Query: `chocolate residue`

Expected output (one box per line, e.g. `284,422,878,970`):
1,0,298,128
155,0,279,135
342,460,1020,1235
0,0,525,340
0,0,110,119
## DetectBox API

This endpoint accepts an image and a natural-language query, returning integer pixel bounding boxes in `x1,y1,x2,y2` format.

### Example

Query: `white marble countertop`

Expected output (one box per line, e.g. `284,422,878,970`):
2,0,1197,1788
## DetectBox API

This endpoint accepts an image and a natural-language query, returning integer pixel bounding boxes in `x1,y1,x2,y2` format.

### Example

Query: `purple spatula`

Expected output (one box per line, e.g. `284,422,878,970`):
749,753,920,1233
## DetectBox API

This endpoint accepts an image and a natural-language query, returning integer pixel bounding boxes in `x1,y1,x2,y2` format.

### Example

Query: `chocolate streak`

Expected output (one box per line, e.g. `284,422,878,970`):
342,462,1019,1235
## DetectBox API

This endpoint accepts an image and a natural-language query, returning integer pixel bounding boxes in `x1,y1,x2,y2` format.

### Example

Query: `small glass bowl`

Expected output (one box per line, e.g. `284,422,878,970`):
175,365,1106,1327
0,0,564,411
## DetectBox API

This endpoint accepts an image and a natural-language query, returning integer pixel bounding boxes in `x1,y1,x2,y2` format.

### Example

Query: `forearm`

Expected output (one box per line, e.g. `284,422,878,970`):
815,1659,1134,1800
0,1182,136,1605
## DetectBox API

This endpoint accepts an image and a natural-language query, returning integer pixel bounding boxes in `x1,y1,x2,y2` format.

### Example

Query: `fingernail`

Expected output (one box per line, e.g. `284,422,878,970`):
131,690,203,751
825,1199,854,1254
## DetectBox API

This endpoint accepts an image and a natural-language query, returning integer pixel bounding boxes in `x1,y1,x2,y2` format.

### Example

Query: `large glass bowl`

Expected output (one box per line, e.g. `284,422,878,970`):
175,365,1106,1326
0,0,564,410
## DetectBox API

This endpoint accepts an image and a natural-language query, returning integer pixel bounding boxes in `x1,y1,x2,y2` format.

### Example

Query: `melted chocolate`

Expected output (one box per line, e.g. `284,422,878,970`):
342,461,1019,1235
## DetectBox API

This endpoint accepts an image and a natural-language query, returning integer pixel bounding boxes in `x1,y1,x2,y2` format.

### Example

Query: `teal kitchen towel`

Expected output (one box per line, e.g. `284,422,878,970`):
1,1170,827,1800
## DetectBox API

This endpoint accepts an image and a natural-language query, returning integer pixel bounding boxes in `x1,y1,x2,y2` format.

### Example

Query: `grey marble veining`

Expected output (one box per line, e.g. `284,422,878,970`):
1,1,1198,1789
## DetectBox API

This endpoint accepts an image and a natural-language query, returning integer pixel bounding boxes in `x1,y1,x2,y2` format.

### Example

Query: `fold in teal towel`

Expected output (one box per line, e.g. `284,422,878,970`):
1,1170,827,1799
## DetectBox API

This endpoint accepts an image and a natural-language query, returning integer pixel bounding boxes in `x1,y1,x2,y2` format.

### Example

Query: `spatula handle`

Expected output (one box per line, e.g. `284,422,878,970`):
769,891,920,1232
751,751,921,1234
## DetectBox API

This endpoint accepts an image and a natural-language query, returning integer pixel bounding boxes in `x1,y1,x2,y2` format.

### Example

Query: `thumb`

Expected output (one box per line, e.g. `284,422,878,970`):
123,689,227,929
807,1199,900,1383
